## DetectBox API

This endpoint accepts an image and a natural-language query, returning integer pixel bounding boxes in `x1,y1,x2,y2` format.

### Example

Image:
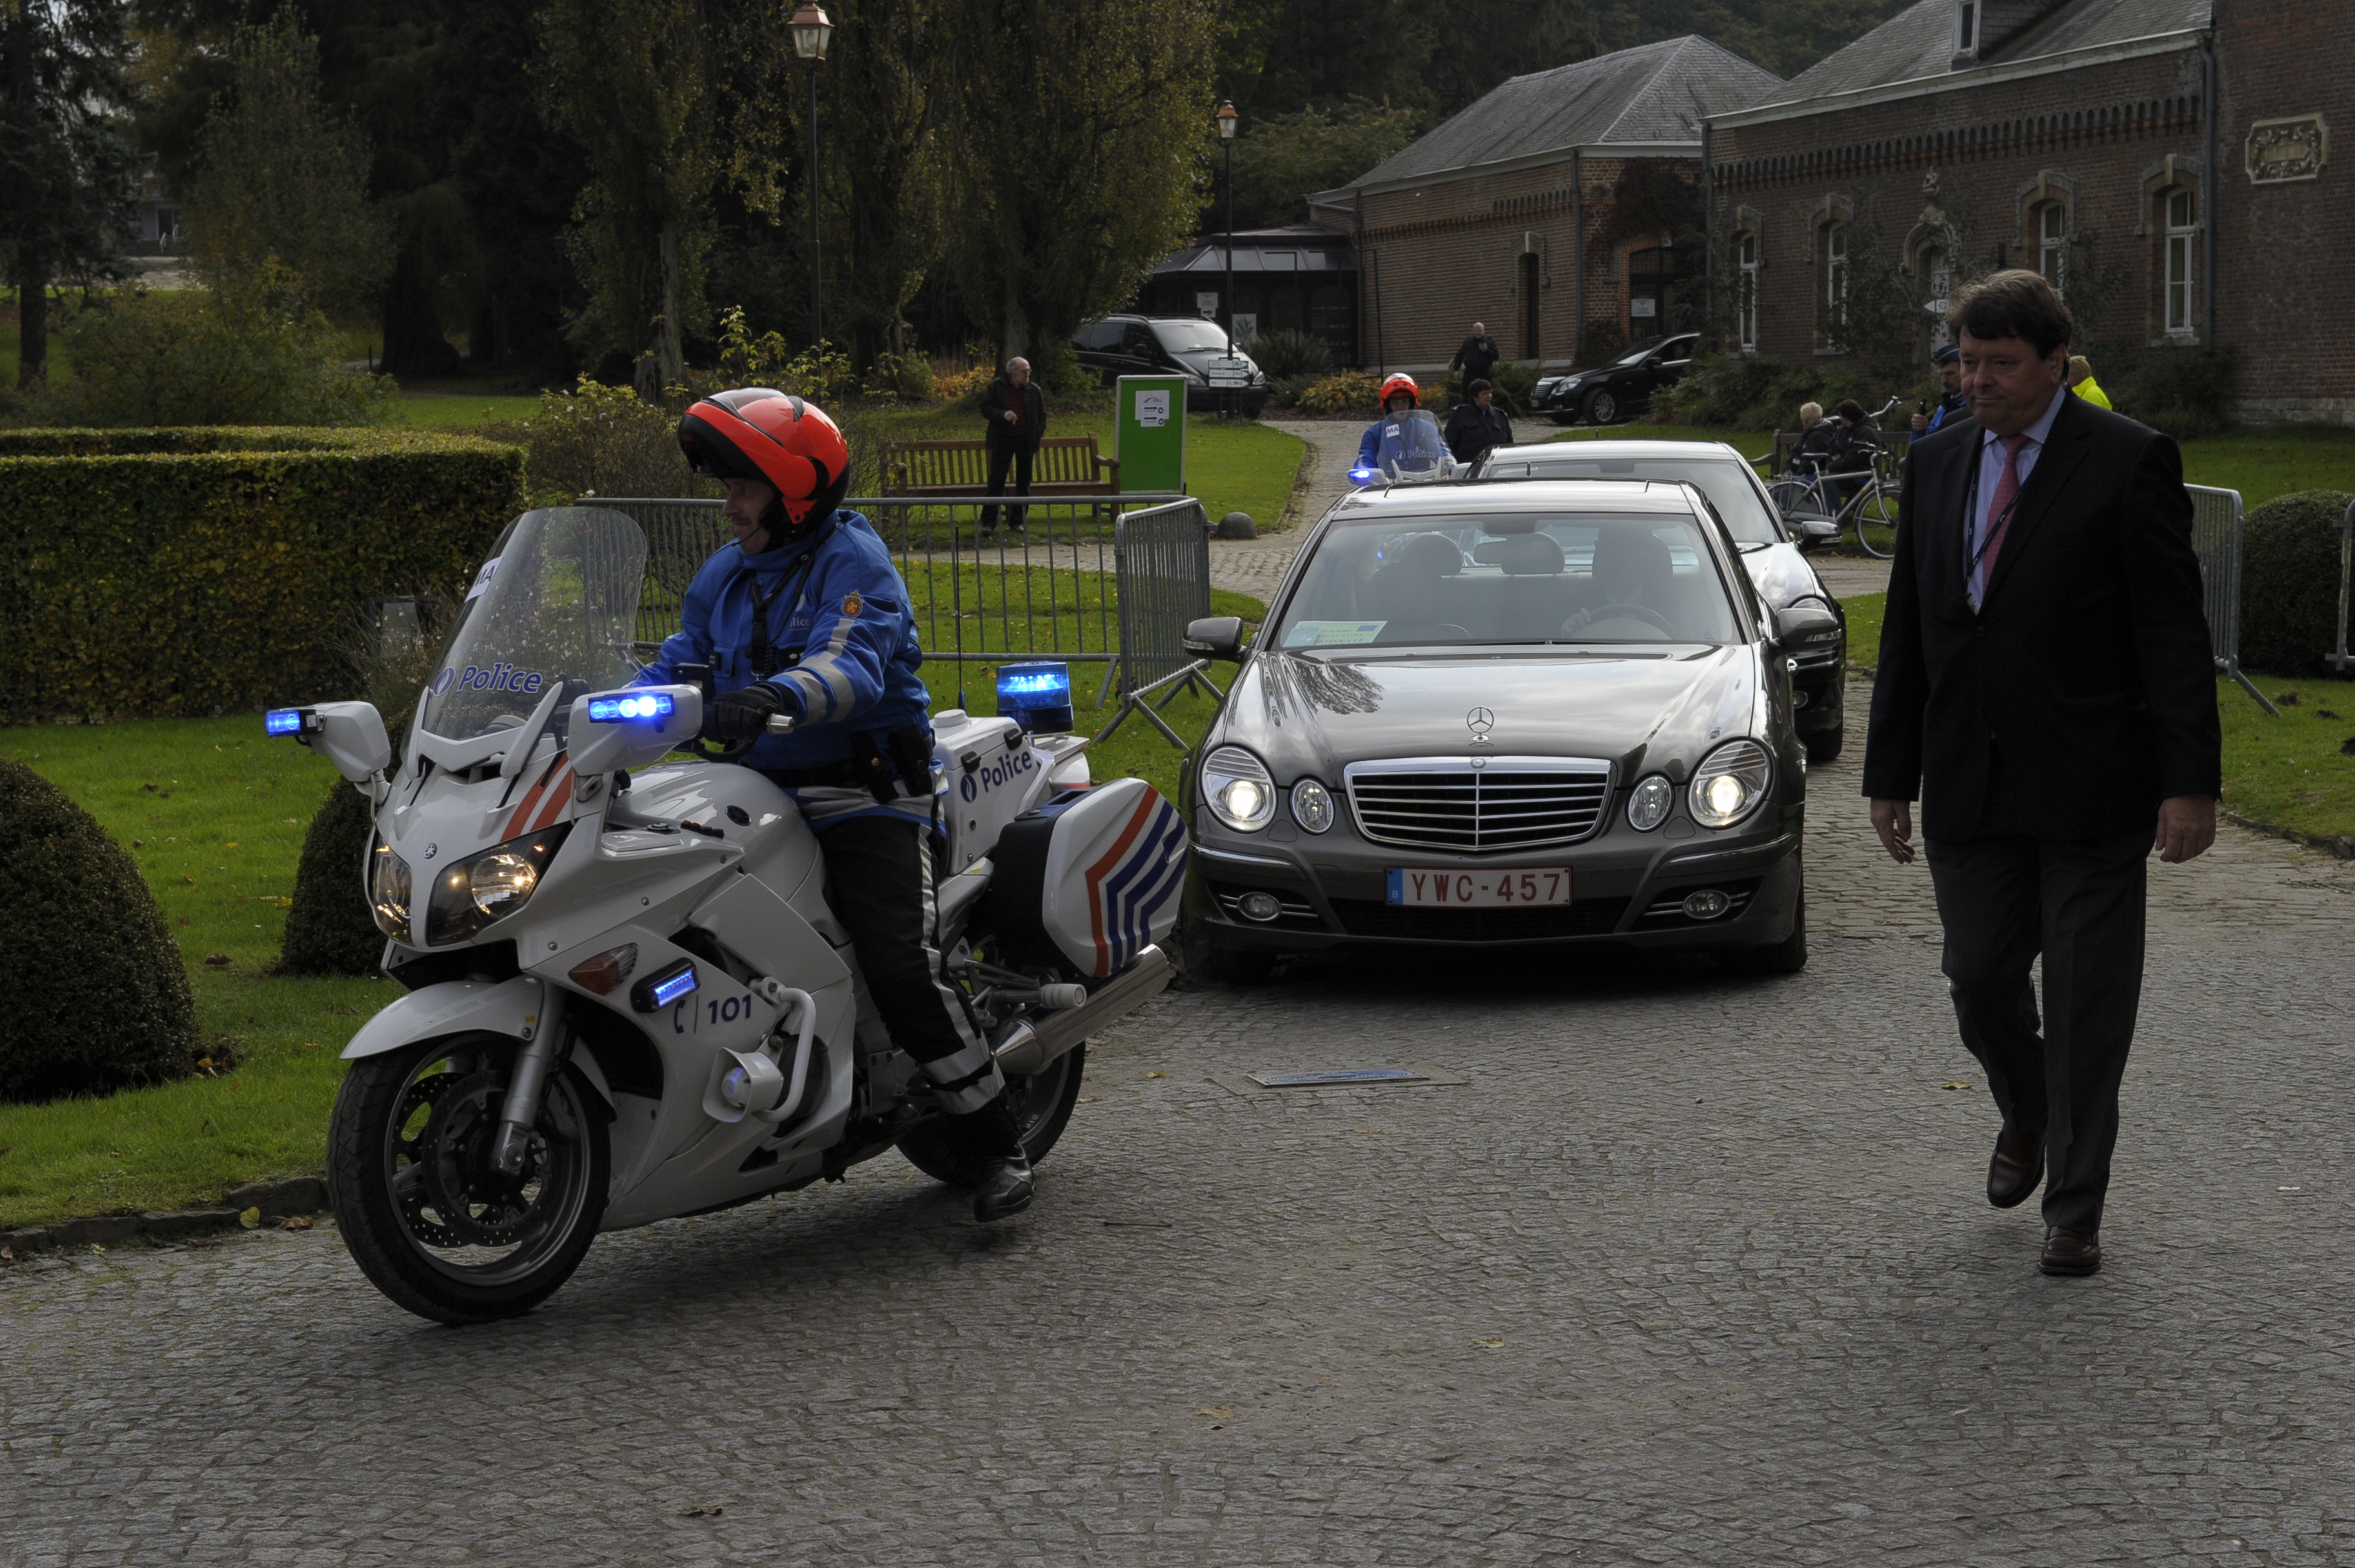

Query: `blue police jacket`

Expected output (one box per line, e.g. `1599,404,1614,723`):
636,509,931,771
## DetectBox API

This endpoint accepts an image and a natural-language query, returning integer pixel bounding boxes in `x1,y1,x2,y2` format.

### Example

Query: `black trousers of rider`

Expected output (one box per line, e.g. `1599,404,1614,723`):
979,444,1033,534
819,814,1004,1115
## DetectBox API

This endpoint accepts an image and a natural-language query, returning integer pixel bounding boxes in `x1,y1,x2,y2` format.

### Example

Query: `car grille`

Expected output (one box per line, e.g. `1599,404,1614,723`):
1330,897,1630,942
1343,756,1613,854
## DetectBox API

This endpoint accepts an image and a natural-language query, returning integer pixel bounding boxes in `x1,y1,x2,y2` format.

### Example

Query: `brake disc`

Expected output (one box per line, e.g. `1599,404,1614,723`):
418,1070,550,1248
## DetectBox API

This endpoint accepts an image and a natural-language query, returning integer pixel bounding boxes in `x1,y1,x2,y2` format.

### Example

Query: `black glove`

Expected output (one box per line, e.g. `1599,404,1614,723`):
708,681,794,742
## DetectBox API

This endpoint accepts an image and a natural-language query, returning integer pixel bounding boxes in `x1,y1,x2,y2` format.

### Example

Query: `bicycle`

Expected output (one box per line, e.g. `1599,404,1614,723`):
1764,396,1903,558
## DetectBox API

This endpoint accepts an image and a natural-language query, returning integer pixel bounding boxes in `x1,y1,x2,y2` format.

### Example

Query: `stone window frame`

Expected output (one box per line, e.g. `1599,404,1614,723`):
1731,205,1766,356
2138,156,2202,344
2014,170,2075,298
1806,194,1854,356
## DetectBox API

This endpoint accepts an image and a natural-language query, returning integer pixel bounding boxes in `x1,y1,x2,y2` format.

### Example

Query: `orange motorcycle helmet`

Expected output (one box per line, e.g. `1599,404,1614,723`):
1377,373,1419,409
677,388,852,536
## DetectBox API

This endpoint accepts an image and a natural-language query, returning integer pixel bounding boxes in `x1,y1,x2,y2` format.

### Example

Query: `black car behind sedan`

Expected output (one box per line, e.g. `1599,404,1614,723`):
1533,333,1698,425
1073,315,1268,414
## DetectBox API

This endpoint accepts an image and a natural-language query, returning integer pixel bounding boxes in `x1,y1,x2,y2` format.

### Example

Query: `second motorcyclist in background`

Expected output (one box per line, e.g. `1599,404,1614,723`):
643,388,1035,1221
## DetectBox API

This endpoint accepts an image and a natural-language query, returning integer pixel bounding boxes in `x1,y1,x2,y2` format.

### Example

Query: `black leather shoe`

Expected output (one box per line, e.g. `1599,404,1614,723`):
1987,1124,2045,1209
2040,1228,2101,1276
973,1151,1033,1222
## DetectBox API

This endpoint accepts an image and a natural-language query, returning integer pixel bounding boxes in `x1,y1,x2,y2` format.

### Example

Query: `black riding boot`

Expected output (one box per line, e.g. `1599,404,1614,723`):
966,1094,1033,1223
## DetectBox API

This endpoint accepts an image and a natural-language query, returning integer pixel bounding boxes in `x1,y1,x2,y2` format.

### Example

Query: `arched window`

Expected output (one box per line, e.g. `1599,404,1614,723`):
2035,202,2067,294
2164,187,2196,337
1825,222,1848,333
1736,231,1760,353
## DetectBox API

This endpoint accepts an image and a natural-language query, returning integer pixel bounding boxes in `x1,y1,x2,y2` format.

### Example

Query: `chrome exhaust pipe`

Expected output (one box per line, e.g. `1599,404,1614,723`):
993,944,1172,1076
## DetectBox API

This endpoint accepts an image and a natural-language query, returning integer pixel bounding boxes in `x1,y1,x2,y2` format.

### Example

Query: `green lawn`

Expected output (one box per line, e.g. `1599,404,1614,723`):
1837,589,2355,839
392,393,545,428
0,578,1263,1229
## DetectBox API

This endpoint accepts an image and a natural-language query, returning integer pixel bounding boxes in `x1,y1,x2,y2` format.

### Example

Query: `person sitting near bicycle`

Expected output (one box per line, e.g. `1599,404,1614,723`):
1788,401,1840,475
1823,398,1879,510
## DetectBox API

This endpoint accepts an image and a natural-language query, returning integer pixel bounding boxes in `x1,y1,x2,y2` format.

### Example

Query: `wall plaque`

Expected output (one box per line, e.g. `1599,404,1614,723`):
2246,114,2327,184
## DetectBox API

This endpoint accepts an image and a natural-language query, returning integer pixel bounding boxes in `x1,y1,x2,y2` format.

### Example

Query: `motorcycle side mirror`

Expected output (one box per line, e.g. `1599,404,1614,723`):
569,684,705,779
1771,603,1842,651
1183,615,1247,662
264,700,391,783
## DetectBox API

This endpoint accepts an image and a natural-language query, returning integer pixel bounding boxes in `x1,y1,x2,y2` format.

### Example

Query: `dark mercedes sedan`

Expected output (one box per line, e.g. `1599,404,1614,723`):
1531,333,1698,425
1473,439,1848,763
1178,479,1839,984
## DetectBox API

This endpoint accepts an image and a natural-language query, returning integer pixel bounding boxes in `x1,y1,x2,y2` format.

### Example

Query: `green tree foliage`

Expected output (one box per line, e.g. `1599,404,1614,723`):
29,265,396,426
0,755,198,1104
0,0,138,388
1589,0,1912,81
944,0,1217,365
536,0,715,398
182,6,389,317
1220,0,1597,121
1223,100,1418,229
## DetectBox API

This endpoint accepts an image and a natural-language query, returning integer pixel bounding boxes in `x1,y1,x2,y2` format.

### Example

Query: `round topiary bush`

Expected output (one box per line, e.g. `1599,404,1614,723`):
0,756,199,1103
2239,490,2354,679
277,774,385,975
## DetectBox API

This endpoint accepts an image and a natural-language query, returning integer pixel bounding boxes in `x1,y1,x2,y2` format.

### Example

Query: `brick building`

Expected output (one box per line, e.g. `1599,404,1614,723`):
1706,0,2352,424
1302,37,1783,377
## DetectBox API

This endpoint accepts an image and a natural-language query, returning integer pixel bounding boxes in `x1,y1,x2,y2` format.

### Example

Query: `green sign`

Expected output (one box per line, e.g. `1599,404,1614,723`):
1115,375,1187,494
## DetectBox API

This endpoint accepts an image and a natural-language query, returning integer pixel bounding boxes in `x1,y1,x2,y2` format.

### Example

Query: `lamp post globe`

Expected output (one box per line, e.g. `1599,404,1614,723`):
791,4,833,346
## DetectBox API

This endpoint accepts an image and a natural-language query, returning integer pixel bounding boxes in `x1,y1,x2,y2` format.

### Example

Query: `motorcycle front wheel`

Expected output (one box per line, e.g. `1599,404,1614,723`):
897,1043,1087,1189
328,1033,610,1325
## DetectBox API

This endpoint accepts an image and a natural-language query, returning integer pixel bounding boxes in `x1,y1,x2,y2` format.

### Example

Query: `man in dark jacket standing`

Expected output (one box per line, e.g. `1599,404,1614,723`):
979,356,1046,538
1443,379,1513,464
1864,270,2220,1279
1448,321,1500,396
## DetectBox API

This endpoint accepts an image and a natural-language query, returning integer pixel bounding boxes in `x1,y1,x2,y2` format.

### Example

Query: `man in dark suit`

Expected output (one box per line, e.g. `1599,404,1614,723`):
1863,269,2220,1278
1449,322,1500,395
979,356,1047,538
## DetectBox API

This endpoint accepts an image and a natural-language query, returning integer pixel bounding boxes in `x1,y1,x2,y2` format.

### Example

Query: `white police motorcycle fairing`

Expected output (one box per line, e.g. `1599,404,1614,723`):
280,507,1183,1325
1348,407,1460,488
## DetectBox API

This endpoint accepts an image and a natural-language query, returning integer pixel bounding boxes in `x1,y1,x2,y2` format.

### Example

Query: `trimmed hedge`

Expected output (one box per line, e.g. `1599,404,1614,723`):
278,773,386,976
2240,490,2354,678
0,428,522,723
0,756,198,1103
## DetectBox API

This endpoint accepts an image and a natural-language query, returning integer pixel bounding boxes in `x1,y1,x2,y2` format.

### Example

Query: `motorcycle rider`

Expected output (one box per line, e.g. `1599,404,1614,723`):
648,387,1034,1221
1356,374,1422,470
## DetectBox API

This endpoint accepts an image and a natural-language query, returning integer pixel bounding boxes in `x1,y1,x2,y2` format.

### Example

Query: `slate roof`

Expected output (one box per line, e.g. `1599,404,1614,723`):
1339,37,1784,189
1746,0,2210,112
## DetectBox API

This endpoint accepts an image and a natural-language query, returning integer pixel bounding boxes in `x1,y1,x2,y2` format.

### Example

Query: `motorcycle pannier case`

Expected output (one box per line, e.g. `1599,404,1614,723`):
987,778,1185,978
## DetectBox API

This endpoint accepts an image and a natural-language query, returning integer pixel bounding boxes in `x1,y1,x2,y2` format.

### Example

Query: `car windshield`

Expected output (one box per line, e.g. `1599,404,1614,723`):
1153,320,1233,354
1613,339,1662,367
1491,456,1781,545
1274,510,1743,649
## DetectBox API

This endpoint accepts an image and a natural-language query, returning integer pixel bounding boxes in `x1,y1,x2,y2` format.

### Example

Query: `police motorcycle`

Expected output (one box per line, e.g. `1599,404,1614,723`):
274,505,1185,1325
1348,407,1462,488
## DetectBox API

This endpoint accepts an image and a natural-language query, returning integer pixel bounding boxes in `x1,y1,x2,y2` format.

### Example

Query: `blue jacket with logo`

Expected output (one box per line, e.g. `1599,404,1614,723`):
636,510,931,772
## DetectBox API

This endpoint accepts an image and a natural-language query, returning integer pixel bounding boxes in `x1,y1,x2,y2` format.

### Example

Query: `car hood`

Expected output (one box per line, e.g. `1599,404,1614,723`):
1220,644,1762,785
1737,541,1831,612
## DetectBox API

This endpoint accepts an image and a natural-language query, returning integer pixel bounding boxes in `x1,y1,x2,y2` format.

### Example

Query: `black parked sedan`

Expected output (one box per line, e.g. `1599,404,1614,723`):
1533,333,1698,425
1072,315,1268,413
1177,477,1839,984
1473,439,1848,764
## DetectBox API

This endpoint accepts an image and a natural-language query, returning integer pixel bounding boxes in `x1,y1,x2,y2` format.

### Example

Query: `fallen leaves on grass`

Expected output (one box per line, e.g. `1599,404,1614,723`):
299,1041,320,1052
203,953,232,967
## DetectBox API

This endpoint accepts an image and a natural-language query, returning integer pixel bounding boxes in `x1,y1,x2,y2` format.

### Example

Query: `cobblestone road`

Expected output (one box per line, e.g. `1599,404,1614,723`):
8,692,2355,1567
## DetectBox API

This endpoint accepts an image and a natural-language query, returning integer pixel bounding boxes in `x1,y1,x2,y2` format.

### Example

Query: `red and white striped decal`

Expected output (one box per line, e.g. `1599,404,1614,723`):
1083,791,1163,976
501,751,570,840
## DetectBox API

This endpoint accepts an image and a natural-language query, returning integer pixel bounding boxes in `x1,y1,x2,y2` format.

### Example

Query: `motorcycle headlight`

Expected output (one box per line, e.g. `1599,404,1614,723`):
368,836,411,942
425,822,574,945
1626,774,1674,831
1201,746,1275,833
1290,778,1335,834
1688,740,1773,828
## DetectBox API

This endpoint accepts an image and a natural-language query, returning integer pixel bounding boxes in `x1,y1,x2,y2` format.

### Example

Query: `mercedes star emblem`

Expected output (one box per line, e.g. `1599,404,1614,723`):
1466,707,1495,734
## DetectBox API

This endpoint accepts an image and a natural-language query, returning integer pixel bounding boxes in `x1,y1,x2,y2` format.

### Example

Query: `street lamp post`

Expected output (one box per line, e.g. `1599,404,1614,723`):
790,3,834,350
1216,100,1238,416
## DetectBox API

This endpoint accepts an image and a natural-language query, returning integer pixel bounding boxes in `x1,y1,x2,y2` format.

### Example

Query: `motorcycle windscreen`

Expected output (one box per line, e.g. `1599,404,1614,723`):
422,507,649,742
1374,409,1449,475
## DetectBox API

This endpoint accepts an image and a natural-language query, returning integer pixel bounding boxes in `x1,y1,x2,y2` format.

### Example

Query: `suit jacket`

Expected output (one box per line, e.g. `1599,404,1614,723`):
1862,389,2220,842
980,376,1047,453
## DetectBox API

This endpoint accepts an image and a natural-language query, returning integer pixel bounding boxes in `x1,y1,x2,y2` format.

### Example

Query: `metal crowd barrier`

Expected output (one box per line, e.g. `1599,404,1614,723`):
1095,498,1223,747
2329,498,2354,675
589,492,1209,737
2185,484,2280,715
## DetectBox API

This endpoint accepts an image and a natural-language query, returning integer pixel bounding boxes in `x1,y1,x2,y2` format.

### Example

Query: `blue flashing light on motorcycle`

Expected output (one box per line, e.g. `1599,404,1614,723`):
265,708,308,737
587,692,675,723
1348,464,1376,484
629,958,699,1013
996,660,1074,735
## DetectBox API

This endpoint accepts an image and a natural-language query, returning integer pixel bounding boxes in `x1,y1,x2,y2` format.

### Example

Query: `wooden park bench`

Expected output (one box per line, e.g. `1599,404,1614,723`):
879,435,1121,497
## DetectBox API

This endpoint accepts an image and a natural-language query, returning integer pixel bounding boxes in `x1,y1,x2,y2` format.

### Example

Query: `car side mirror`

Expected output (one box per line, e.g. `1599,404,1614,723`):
1796,518,1840,547
1183,615,1247,662
1771,603,1842,651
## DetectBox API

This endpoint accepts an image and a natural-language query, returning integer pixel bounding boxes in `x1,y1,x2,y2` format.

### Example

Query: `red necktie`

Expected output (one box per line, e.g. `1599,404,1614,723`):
1975,433,2030,604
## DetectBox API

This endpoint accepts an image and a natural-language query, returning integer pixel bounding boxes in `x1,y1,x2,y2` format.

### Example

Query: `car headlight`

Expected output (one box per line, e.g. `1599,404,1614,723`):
368,835,411,941
1201,746,1275,832
424,822,575,944
1688,740,1773,828
1626,774,1674,831
1290,778,1335,834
